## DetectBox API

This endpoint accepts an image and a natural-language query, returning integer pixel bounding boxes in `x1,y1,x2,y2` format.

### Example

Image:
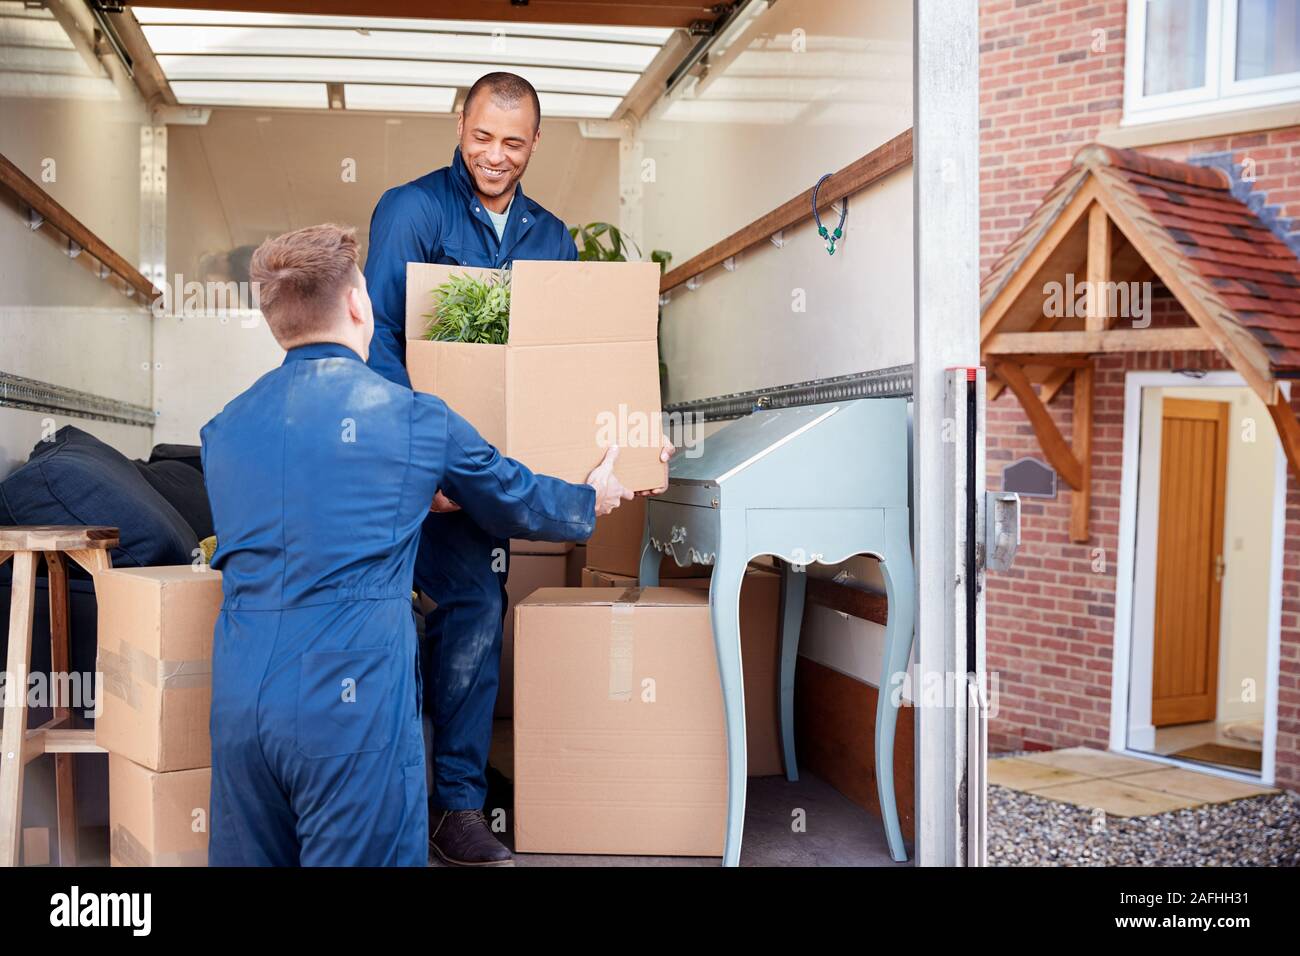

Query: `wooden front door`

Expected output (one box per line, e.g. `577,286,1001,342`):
1151,398,1230,727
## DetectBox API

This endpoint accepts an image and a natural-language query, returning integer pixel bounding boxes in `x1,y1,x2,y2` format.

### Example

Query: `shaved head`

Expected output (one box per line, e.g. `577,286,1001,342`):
463,71,541,134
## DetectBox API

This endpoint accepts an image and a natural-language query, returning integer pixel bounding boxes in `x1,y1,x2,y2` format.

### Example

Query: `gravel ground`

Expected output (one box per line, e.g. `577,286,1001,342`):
988,784,1300,866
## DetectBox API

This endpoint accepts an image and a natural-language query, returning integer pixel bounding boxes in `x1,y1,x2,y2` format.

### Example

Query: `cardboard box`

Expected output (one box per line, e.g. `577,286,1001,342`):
513,587,723,856
585,495,710,578
108,754,209,867
95,566,220,772
509,539,573,556
565,544,587,588
580,567,784,777
405,260,666,491
495,553,568,718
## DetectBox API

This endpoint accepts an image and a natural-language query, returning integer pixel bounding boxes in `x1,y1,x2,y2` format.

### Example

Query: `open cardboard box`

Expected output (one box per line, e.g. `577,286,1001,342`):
405,260,667,492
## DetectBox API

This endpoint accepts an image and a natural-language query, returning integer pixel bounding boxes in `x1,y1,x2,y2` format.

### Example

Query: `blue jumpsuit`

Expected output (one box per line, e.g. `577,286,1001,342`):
202,342,594,865
363,147,578,810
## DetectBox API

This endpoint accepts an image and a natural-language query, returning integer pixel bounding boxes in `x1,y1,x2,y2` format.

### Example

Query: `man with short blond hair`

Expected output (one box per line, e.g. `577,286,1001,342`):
201,222,630,866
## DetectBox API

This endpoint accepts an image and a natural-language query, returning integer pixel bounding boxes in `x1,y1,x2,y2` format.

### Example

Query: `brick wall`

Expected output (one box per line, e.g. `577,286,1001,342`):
979,0,1300,789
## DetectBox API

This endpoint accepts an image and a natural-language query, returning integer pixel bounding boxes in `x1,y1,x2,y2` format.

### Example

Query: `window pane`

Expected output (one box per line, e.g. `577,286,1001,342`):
1237,0,1300,79
1144,0,1209,95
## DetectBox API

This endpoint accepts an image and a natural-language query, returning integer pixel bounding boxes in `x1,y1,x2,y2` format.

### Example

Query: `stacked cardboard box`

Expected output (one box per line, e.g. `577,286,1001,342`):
579,566,784,777
404,260,667,492
583,496,709,579
495,541,570,718
94,566,219,867
512,568,788,857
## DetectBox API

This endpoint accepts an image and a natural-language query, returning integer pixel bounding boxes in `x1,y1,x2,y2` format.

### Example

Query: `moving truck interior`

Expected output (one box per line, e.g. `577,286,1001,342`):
0,0,984,869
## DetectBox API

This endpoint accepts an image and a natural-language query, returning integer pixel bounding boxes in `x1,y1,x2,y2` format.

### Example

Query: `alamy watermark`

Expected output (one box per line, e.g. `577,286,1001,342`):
0,670,100,718
150,273,261,325
1043,275,1152,328
595,405,704,458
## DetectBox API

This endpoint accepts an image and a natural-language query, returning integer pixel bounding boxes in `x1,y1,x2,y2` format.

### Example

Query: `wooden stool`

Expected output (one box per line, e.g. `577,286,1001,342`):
0,526,117,867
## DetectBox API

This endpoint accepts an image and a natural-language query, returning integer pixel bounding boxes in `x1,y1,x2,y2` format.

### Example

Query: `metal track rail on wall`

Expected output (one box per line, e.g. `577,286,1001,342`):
0,372,154,428
662,364,914,422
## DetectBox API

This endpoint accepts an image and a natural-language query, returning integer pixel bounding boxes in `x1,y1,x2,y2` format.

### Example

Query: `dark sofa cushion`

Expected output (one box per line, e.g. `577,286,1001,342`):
148,443,204,473
0,426,198,568
134,458,213,541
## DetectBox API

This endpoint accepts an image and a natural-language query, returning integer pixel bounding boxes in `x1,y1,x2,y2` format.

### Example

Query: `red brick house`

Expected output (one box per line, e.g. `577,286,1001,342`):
979,0,1300,791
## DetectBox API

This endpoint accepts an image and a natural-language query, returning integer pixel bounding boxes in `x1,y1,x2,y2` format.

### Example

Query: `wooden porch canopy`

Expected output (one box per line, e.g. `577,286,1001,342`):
980,143,1300,543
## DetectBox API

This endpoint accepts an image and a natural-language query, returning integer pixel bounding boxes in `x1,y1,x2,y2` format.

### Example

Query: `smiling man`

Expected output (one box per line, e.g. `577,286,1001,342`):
365,72,575,387
362,73,601,867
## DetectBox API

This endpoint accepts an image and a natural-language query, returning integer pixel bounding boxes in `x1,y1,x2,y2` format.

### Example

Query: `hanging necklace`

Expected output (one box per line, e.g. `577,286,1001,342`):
811,174,848,255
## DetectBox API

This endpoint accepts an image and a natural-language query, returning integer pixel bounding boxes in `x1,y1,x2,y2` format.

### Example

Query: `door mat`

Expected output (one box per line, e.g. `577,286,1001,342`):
1172,742,1262,772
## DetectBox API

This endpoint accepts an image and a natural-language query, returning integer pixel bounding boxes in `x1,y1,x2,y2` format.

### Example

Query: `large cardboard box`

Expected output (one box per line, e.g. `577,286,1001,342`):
585,495,710,578
95,566,220,772
513,581,786,857
565,544,587,588
495,552,568,719
108,753,209,867
513,587,723,856
405,260,666,492
580,567,784,777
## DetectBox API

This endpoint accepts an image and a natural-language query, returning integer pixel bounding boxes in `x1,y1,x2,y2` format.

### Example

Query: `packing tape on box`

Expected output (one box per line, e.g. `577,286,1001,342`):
111,825,207,867
99,641,212,709
609,587,642,702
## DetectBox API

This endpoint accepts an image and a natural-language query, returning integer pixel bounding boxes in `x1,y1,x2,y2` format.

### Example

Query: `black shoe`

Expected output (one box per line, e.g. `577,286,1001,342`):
429,809,514,867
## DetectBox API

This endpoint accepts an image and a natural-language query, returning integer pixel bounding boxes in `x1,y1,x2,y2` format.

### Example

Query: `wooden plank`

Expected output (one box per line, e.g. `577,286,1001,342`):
43,552,78,867
128,0,724,30
660,129,914,293
995,353,1092,368
1267,396,1300,486
805,576,889,626
30,729,103,756
0,153,159,302
980,179,1098,341
0,526,118,552
0,552,37,867
43,554,70,729
985,327,1214,355
1085,202,1111,333
795,657,915,843
106,10,176,106
987,359,1083,490
1069,364,1093,542
65,548,112,576
1037,257,1156,405
989,235,1145,401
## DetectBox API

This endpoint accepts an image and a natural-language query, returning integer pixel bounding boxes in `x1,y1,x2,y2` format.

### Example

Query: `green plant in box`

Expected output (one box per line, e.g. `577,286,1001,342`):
423,271,511,345
567,222,673,389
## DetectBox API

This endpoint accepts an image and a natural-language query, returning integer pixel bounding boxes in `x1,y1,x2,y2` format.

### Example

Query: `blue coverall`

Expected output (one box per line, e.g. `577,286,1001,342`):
202,342,595,865
363,146,578,810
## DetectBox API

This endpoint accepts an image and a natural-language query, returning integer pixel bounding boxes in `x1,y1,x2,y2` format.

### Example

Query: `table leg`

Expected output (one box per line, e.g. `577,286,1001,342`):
637,519,660,587
45,552,78,867
875,512,916,863
0,552,37,867
709,550,748,867
777,560,807,782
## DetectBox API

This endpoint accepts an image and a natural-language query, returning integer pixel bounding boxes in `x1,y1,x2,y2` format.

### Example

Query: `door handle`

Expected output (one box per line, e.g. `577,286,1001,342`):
1214,553,1225,582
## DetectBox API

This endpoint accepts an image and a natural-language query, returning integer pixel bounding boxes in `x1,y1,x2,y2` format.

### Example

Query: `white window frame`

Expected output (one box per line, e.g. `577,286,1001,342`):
1124,0,1300,125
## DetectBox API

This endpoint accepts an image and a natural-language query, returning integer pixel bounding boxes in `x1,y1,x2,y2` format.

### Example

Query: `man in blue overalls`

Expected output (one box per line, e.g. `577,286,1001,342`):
203,223,631,866
364,72,671,865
